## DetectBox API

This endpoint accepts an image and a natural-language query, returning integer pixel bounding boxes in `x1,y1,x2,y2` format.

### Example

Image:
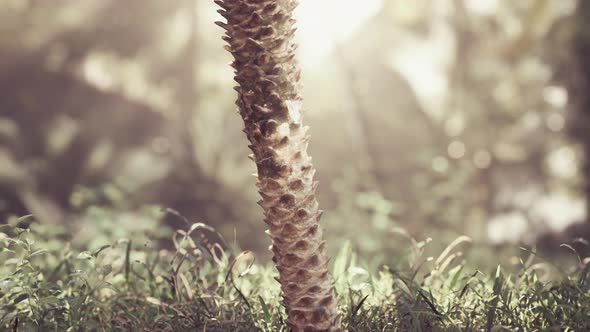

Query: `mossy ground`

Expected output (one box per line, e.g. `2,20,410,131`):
1,210,590,331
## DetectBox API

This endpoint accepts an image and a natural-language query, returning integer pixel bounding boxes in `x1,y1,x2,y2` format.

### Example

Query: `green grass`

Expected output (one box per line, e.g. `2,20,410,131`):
1,211,590,331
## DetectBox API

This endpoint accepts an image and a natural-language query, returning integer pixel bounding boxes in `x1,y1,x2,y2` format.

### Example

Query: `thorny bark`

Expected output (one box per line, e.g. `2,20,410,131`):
215,0,340,331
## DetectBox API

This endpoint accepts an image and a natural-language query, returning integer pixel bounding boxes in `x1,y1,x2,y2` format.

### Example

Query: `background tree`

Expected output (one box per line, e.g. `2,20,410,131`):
570,0,590,223
0,0,585,266
0,0,263,248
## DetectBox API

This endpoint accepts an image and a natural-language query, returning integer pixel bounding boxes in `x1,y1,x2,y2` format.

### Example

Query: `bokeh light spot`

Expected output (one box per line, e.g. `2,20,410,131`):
547,146,577,178
543,85,568,108
473,150,492,169
432,156,449,173
546,113,565,132
447,141,466,159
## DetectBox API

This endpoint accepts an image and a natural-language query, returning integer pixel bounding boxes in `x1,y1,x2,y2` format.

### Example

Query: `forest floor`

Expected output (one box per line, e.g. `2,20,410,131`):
1,211,590,331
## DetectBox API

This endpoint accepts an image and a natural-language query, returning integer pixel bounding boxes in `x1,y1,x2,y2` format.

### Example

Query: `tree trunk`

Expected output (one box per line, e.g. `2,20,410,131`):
571,0,590,223
215,0,340,330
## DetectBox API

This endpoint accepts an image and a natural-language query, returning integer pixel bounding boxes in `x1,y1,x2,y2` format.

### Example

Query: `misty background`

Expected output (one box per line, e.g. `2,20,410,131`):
1,0,589,268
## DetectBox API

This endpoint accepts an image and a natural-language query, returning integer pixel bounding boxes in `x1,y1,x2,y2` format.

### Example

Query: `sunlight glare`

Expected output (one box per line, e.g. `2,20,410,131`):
487,212,528,244
295,0,383,66
532,193,586,232
82,54,114,90
547,146,578,178
385,16,453,118
543,86,568,108
465,0,498,15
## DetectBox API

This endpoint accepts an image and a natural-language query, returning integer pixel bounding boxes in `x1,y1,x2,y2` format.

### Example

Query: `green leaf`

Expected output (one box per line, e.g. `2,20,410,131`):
0,224,13,232
16,215,35,229
486,265,503,332
92,245,111,257
125,240,132,282
3,258,20,266
28,248,48,258
333,241,351,279
39,296,60,306
258,296,271,322
449,264,464,291
77,251,93,260
13,293,29,304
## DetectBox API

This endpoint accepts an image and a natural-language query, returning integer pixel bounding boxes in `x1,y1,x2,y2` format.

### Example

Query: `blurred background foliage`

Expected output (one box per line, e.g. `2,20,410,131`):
1,0,589,267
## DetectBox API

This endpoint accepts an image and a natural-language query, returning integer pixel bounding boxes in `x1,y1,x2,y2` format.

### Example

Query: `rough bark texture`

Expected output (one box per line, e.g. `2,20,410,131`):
215,0,340,330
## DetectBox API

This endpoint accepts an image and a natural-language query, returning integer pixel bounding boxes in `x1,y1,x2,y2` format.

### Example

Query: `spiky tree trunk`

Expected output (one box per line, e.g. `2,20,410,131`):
215,0,340,330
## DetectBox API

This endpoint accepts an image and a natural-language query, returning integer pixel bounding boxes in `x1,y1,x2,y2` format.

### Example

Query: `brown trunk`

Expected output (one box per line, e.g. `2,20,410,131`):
571,0,590,223
215,0,340,330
